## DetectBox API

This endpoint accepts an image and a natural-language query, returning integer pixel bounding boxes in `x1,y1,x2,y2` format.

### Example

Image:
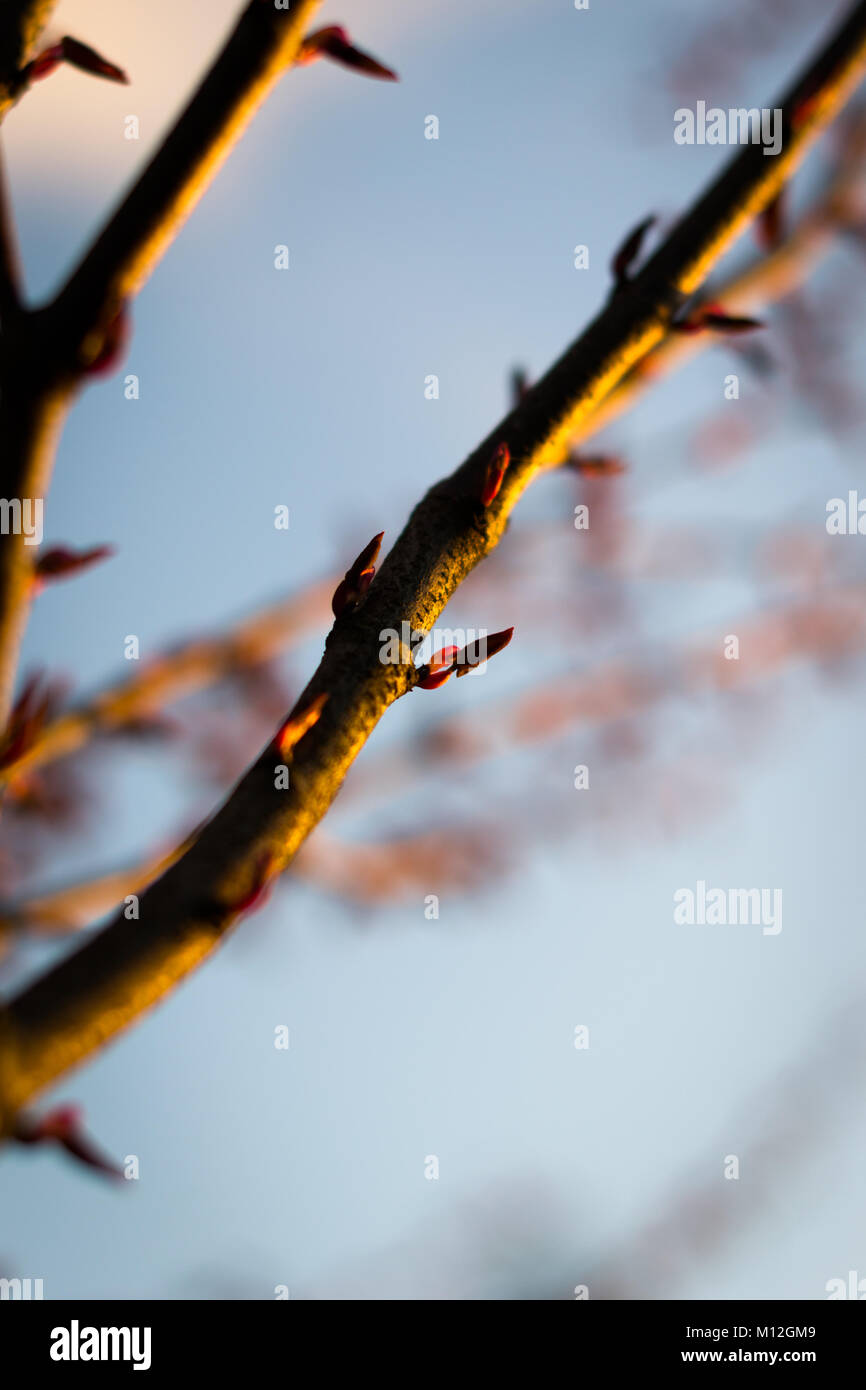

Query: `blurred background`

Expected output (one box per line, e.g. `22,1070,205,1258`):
2,0,866,1299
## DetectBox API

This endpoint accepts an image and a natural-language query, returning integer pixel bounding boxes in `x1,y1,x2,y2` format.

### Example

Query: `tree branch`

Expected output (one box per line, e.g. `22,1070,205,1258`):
0,0,322,733
47,0,322,370
0,0,57,124
4,112,865,788
2,0,866,1131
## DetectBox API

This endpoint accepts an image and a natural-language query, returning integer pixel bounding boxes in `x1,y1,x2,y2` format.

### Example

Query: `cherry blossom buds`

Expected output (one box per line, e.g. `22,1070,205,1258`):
611,215,656,288
298,27,398,81
82,304,131,377
332,531,384,618
417,628,514,690
14,1105,122,1179
480,443,510,507
672,302,764,336
24,37,129,86
34,544,114,592
275,692,328,758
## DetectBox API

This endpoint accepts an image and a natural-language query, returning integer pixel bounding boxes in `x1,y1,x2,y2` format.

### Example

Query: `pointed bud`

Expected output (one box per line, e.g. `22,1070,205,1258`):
275,692,328,758
14,1105,123,1179
417,645,460,690
417,628,514,689
699,308,764,335
332,531,384,617
672,303,764,336
454,626,514,676
480,443,510,507
59,37,128,83
25,36,128,85
34,544,114,591
611,215,656,287
298,27,398,81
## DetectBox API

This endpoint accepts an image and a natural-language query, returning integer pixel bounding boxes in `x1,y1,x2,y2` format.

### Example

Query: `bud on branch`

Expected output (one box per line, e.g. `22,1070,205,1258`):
34,544,114,592
480,443,510,507
14,1105,122,1179
611,215,656,288
23,37,129,87
297,27,398,81
417,627,514,690
331,531,384,617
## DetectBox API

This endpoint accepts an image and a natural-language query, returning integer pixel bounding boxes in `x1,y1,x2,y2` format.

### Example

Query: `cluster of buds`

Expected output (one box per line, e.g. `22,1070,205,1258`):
331,532,384,618
417,627,514,690
297,27,398,81
14,1105,122,1179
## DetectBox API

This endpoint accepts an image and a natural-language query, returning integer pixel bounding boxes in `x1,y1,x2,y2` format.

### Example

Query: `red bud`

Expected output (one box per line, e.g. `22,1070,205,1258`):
480,443,510,507
14,1105,123,1179
454,626,514,676
417,628,514,689
25,36,128,86
34,544,114,591
298,27,398,81
417,645,460,690
332,531,384,617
